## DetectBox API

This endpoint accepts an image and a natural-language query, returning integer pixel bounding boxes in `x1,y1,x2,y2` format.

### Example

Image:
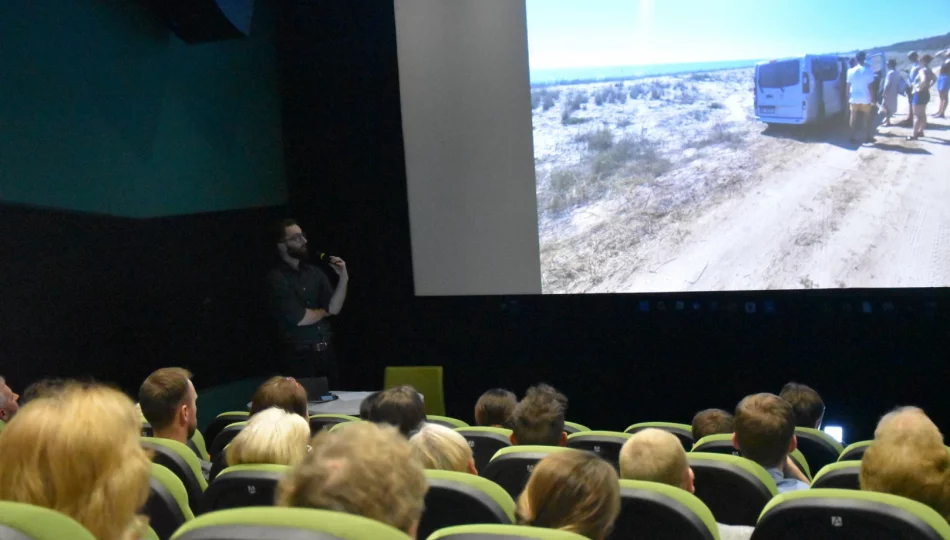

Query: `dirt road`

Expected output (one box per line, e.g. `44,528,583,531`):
594,99,950,292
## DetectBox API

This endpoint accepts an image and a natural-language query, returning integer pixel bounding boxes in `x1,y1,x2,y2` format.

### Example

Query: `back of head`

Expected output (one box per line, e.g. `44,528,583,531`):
619,429,689,488
517,450,621,540
779,382,825,429
873,406,943,446
278,422,427,535
510,384,567,446
19,378,67,408
856,50,867,64
734,393,796,468
691,408,735,441
0,384,151,540
409,423,473,473
368,386,426,437
475,388,517,427
359,391,382,420
250,376,309,419
227,407,312,467
138,367,193,431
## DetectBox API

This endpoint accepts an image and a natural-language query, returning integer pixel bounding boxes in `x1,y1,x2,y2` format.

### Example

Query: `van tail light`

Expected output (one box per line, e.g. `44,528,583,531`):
803,73,810,94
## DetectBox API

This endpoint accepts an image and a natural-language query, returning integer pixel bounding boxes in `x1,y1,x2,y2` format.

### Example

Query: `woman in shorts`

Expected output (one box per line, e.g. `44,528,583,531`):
935,58,950,119
908,55,936,140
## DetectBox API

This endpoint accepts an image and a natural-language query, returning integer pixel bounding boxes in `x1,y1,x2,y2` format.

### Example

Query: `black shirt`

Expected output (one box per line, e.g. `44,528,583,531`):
266,260,334,346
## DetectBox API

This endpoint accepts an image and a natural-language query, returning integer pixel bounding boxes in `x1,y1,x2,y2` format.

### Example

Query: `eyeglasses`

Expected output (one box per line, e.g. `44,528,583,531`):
282,233,306,243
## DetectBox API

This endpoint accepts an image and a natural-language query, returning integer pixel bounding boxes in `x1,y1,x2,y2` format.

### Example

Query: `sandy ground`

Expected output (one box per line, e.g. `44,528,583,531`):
537,69,950,293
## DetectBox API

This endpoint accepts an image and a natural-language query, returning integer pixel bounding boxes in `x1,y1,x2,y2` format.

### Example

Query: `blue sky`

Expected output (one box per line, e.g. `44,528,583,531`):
526,0,950,69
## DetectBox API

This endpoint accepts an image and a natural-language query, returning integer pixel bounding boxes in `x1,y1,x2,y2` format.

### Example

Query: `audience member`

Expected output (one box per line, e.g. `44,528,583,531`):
18,377,66,408
0,384,151,540
779,382,824,429
367,385,426,437
226,407,311,467
733,393,809,493
861,407,950,521
0,375,19,424
474,388,517,427
509,384,568,446
516,450,620,540
278,422,427,538
250,376,309,419
359,391,381,420
691,408,735,441
409,423,477,474
138,367,211,478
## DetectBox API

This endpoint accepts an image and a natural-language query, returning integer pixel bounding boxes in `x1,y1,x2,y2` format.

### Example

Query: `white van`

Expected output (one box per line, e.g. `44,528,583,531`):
754,55,847,125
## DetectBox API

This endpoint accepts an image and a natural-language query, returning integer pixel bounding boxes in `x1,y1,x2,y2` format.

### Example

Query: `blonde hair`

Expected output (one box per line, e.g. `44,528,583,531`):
0,384,151,540
517,450,620,540
278,422,427,534
873,407,943,444
410,423,473,472
619,429,689,488
227,407,311,467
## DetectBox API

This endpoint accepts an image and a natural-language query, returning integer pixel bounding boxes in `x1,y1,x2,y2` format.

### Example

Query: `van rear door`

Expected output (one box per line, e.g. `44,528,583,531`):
757,58,804,123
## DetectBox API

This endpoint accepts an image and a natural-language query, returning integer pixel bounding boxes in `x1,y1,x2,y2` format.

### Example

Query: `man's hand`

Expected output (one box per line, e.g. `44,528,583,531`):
328,256,348,278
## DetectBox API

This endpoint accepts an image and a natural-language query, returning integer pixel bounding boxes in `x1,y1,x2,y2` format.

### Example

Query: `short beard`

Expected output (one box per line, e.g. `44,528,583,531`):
287,245,309,260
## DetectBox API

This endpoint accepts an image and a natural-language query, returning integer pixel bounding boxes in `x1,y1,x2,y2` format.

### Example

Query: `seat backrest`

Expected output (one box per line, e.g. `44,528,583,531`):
329,420,366,432
427,415,470,429
204,412,250,451
170,507,413,540
687,452,778,526
419,470,515,539
624,422,694,450
563,421,590,434
309,414,359,435
142,437,208,512
209,421,248,457
201,464,290,515
794,427,844,473
481,446,573,499
384,366,445,416
426,524,589,540
146,464,195,540
456,427,512,473
609,480,719,540
0,502,96,540
839,440,873,461
190,430,210,461
811,461,861,491
692,434,811,479
566,431,631,470
752,489,950,540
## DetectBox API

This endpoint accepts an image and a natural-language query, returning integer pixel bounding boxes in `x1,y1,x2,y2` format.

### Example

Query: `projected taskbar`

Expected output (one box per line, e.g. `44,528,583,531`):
635,299,941,318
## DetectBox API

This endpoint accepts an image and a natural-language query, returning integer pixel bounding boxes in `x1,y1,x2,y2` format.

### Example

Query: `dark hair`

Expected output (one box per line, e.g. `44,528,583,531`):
856,51,867,64
19,378,67,407
475,389,517,427
250,376,309,418
734,393,796,467
779,382,825,429
909,51,920,61
138,368,193,430
510,384,567,446
273,218,298,244
368,386,426,437
359,391,382,420
888,59,897,69
691,408,735,441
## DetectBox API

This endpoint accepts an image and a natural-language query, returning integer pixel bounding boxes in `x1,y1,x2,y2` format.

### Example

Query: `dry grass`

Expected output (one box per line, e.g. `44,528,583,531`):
574,126,614,152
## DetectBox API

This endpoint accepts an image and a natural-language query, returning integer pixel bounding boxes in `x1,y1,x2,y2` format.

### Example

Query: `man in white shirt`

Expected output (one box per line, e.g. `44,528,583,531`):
847,51,876,144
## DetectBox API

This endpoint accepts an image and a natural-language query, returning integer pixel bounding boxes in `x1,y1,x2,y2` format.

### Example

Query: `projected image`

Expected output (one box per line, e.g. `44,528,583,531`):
528,0,950,294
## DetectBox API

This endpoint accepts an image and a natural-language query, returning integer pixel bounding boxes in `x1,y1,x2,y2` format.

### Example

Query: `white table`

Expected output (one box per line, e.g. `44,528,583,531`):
307,391,375,416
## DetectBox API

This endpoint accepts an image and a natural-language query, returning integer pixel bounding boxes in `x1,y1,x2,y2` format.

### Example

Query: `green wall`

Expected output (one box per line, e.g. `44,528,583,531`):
0,0,286,217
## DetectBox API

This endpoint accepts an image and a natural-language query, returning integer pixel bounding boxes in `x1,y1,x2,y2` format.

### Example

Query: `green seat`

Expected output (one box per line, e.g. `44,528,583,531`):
692,434,810,480
427,415,470,429
204,411,250,452
482,446,574,499
611,480,720,540
624,422,694,450
566,430,631,469
753,489,950,540
171,507,412,540
794,427,844,474
811,461,861,491
563,421,590,434
329,420,366,432
310,414,360,434
384,366,445,416
419,470,515,539
141,437,208,512
209,421,248,457
0,501,96,540
146,464,195,540
687,452,778,526
143,526,161,540
427,524,589,540
456,427,512,473
201,464,290,514
839,440,873,461
190,430,210,461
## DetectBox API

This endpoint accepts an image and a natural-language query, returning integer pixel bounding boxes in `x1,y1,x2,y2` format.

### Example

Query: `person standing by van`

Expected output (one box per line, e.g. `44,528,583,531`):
847,51,876,144
908,55,937,141
881,59,904,127
900,52,921,127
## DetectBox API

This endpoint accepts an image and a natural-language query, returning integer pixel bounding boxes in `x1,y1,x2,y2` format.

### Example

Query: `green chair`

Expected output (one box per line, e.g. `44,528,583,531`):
141,437,209,512
146,464,195,540
563,421,590,434
610,480,720,540
625,422,694,450
839,440,873,461
329,420,366,432
419,470,515,539
143,526,161,540
427,524,589,540
427,415,470,429
566,430,631,469
752,489,950,540
692,433,811,480
794,427,844,474
0,501,96,540
171,507,412,540
687,452,778,526
204,411,250,452
201,464,290,514
384,366,445,416
456,427,512,473
811,461,861,491
190,430,210,461
482,446,574,499
209,421,247,458
310,414,360,434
